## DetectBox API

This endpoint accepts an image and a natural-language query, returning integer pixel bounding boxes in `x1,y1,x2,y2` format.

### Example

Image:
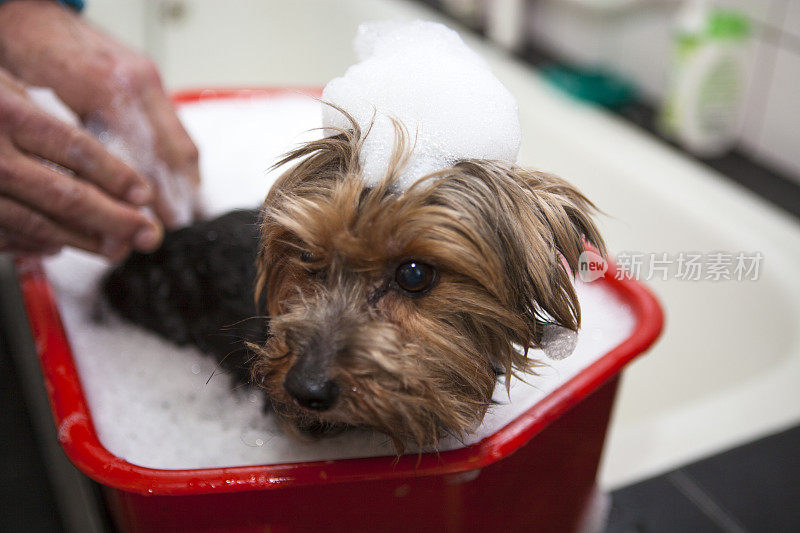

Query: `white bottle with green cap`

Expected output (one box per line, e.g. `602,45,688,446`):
659,0,750,157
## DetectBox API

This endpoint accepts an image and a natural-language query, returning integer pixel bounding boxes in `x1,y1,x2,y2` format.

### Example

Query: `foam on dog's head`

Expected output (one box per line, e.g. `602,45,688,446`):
322,21,521,190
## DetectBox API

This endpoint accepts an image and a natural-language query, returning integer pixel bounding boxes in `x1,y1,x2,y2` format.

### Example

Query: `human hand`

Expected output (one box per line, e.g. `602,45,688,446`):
0,66,162,258
0,0,201,229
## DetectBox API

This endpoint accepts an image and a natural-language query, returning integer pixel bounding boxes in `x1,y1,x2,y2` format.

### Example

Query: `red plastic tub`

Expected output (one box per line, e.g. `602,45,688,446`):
16,89,664,533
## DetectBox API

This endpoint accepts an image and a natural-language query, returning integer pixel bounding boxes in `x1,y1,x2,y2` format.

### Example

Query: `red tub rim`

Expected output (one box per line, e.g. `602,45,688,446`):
15,87,664,497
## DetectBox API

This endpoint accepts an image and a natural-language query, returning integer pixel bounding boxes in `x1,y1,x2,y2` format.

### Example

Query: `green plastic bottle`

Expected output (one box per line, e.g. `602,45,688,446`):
659,0,750,157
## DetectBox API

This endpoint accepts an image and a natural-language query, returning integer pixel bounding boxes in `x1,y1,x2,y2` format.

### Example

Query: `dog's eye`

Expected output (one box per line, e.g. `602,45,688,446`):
395,261,436,294
299,250,317,263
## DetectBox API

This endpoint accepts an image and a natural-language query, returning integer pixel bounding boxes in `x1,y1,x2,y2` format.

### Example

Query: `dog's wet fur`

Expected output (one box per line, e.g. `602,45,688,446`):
104,119,604,453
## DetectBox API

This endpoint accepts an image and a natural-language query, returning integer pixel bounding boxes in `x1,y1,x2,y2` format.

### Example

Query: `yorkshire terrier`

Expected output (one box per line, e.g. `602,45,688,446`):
103,116,604,452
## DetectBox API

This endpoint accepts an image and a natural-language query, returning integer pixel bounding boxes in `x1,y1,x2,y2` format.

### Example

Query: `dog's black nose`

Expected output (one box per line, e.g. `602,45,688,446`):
283,366,340,411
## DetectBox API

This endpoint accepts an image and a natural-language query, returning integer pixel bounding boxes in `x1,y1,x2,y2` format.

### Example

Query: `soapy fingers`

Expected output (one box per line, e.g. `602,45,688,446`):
11,103,155,206
0,0,201,231
0,67,163,258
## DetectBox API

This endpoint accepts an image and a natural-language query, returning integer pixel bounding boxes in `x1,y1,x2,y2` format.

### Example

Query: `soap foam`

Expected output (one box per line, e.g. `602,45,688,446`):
322,21,521,190
43,95,634,469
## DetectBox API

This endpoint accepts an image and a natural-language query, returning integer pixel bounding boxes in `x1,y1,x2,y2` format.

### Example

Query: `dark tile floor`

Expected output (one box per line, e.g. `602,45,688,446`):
605,425,800,533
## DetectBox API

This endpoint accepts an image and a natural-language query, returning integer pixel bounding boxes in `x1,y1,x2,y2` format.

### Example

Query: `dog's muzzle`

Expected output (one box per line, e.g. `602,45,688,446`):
283,343,340,411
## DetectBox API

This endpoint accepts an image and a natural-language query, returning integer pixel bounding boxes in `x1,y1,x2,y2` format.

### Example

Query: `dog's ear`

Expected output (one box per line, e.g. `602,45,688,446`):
451,161,604,351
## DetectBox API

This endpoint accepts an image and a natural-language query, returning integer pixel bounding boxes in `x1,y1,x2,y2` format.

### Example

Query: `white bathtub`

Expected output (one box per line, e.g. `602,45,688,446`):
88,0,800,489
503,70,800,489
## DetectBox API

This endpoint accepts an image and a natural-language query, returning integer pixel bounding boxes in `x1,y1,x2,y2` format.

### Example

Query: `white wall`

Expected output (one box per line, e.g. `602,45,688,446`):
83,0,800,184
521,0,800,183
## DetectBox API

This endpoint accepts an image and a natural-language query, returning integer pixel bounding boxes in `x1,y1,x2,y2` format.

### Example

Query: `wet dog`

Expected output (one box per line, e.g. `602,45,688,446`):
104,120,603,452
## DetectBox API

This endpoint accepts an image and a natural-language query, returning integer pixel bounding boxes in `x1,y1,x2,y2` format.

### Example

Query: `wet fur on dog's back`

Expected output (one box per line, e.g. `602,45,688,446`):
103,209,265,384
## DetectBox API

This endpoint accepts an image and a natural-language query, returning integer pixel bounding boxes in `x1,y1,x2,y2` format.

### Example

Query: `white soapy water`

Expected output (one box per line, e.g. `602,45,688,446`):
322,21,521,190
43,95,635,469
